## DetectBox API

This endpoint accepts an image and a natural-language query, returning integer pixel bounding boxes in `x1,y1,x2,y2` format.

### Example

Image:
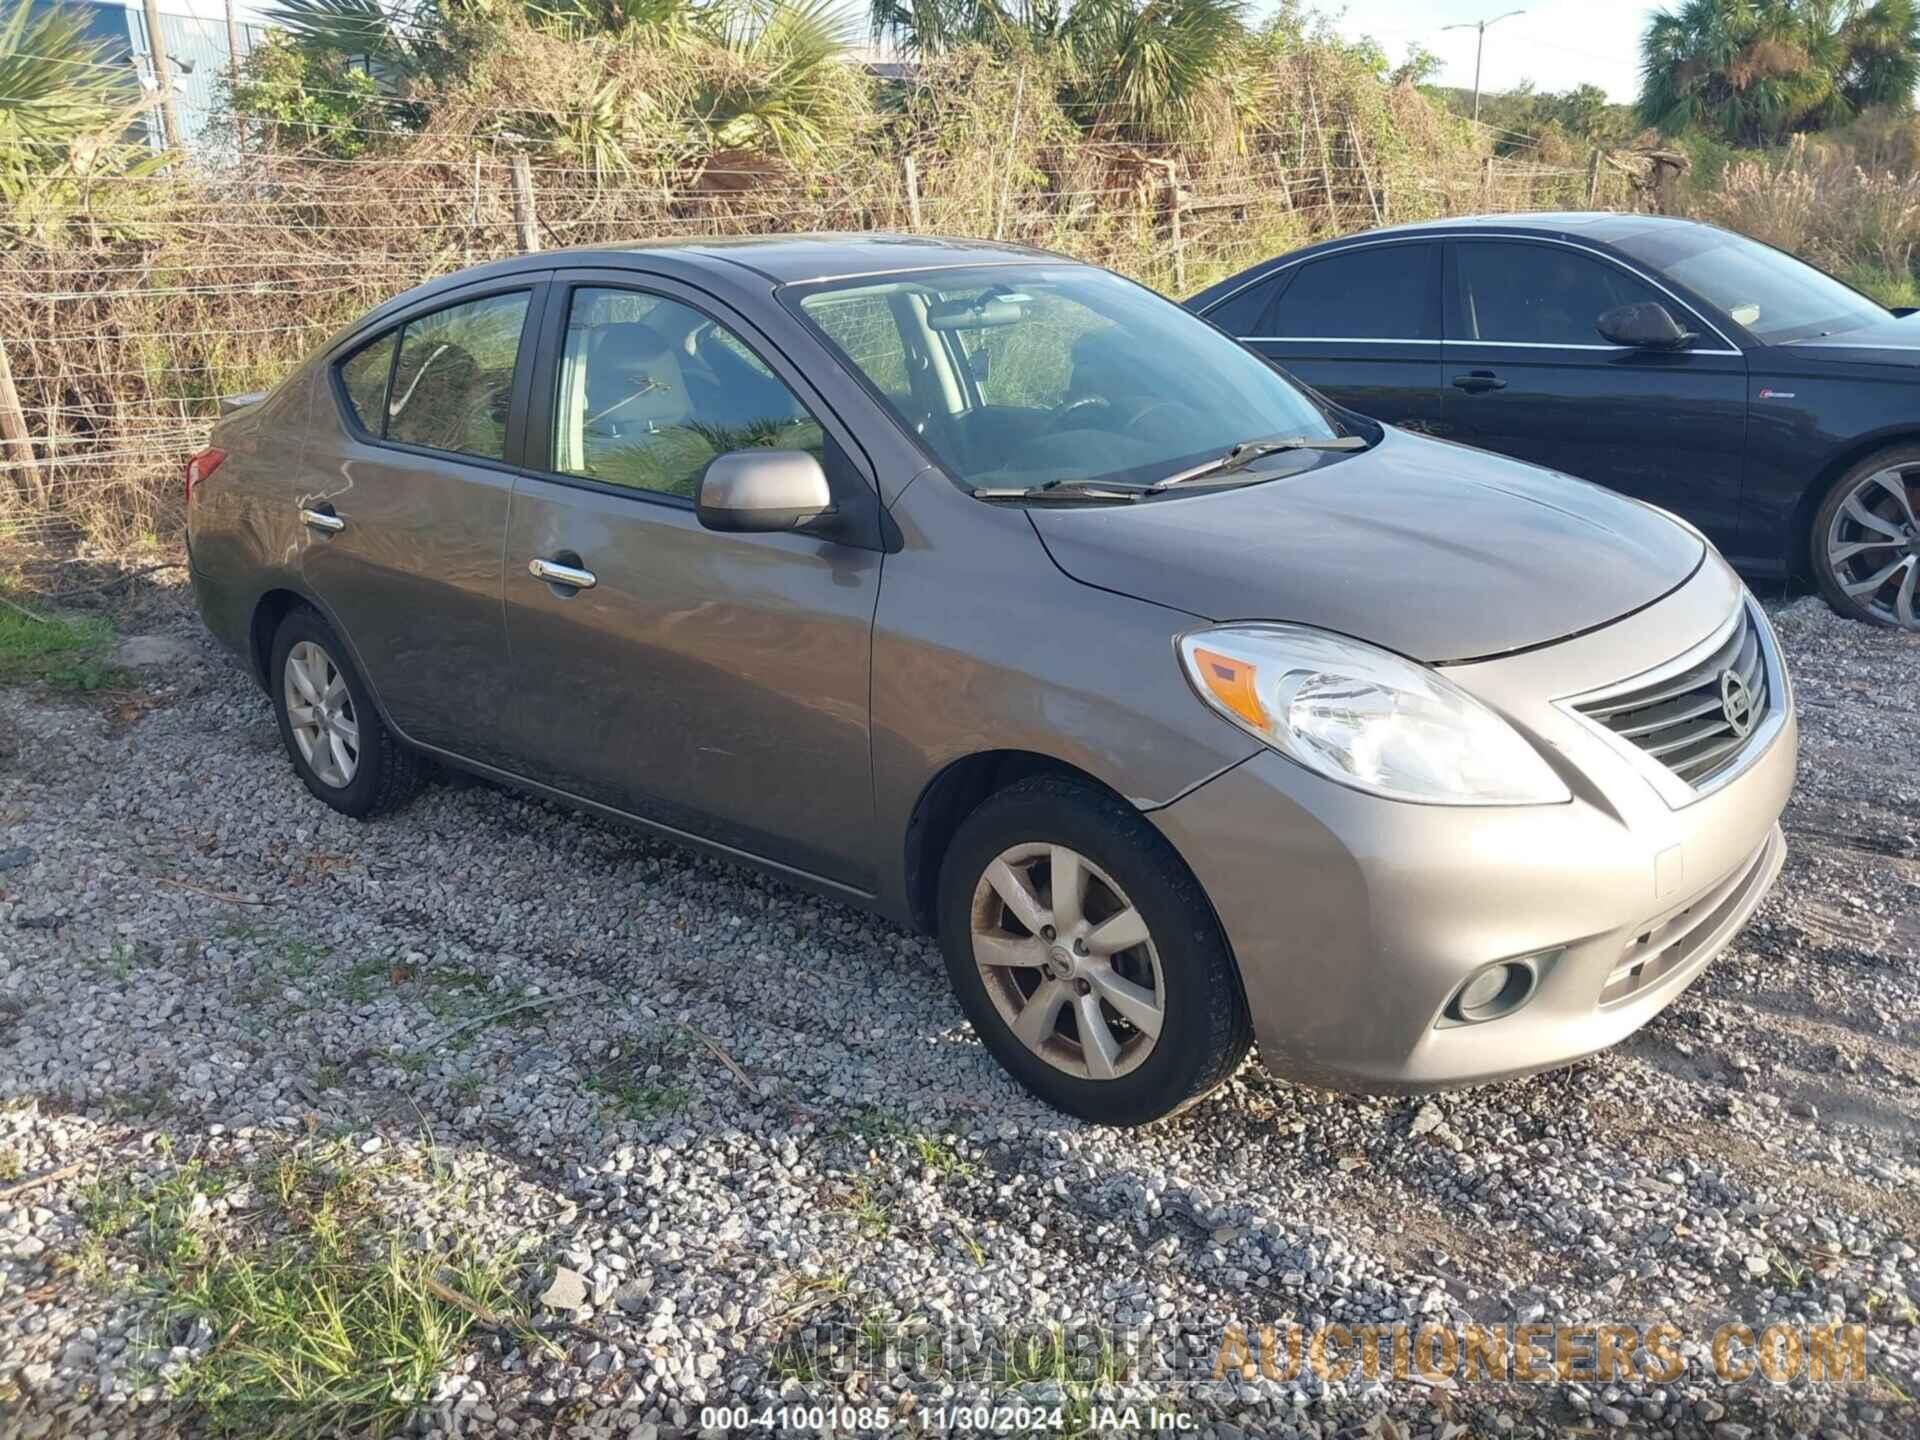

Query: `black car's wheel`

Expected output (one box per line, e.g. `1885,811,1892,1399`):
269,607,423,819
1812,447,1920,629
936,775,1252,1126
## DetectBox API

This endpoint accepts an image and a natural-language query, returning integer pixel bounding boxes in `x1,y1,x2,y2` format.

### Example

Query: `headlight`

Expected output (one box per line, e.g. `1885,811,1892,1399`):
1177,625,1571,806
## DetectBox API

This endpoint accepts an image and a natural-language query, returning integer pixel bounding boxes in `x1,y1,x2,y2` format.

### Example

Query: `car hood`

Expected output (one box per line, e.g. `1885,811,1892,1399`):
1781,312,1920,368
1028,428,1704,664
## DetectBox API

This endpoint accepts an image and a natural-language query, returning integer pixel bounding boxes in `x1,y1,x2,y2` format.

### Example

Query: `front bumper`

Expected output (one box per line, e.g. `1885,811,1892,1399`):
1150,558,1797,1092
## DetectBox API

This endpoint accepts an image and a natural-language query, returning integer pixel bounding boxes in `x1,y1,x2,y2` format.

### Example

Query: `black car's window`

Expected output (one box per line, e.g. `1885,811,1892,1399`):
386,291,531,460
1613,226,1884,343
1201,274,1284,336
1455,242,1664,346
337,332,395,434
1266,244,1439,340
553,286,824,498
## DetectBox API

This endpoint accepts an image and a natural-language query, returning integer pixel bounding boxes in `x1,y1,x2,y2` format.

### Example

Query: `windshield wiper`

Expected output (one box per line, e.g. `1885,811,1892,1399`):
1147,434,1367,493
971,480,1142,503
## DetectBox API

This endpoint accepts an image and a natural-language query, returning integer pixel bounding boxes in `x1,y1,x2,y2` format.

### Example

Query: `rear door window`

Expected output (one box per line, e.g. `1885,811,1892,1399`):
1266,244,1440,341
336,333,396,434
1200,274,1285,336
385,291,532,460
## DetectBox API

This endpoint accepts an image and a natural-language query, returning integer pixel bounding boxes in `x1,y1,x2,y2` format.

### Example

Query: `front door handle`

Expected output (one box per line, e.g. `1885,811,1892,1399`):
528,556,597,591
1451,371,1508,394
300,505,345,533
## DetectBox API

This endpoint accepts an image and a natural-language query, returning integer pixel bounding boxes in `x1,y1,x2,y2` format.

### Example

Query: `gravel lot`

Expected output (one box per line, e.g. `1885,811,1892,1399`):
0,569,1916,1439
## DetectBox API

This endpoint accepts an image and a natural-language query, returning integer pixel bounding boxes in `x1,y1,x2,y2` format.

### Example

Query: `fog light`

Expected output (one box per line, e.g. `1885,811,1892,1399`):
1442,956,1545,1026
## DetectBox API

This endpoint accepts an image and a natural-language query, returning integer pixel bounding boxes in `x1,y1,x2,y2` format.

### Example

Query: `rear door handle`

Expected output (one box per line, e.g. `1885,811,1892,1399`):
300,506,345,533
528,557,597,591
1451,371,1508,394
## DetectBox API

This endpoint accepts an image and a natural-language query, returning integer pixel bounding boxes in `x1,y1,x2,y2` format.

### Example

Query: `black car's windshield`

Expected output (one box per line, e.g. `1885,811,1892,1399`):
1616,226,1887,344
788,264,1344,492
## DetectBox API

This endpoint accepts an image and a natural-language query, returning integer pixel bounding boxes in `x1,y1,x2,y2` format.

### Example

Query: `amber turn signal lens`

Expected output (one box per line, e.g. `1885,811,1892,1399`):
1190,646,1268,730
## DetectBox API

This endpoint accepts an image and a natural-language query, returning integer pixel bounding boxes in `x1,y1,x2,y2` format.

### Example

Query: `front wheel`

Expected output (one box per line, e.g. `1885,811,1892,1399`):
1811,448,1920,629
936,776,1252,1125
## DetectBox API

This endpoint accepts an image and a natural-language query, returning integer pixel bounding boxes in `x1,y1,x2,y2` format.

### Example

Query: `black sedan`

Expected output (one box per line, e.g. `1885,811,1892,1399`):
1188,213,1920,629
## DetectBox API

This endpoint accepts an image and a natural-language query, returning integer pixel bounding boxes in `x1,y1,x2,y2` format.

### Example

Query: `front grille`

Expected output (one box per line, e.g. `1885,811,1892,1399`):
1574,607,1769,788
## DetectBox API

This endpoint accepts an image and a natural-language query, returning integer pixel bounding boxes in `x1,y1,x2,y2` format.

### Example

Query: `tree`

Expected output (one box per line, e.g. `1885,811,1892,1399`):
870,0,1249,139
1,0,167,229
0,0,143,156
1639,0,1920,147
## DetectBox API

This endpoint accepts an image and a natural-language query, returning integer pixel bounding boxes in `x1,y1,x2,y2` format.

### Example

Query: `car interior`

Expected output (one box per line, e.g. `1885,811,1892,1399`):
555,293,824,497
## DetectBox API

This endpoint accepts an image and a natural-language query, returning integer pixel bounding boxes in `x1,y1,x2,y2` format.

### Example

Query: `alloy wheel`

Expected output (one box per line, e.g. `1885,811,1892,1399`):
1826,465,1920,629
284,639,360,788
968,843,1165,1081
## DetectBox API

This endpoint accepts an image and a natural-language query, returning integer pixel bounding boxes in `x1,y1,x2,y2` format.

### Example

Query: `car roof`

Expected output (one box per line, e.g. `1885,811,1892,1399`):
1185,212,1726,305
385,233,1055,302
329,233,1064,351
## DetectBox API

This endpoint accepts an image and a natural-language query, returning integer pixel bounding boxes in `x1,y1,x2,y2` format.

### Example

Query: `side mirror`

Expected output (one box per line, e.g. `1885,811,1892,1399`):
696,449,833,534
1596,301,1697,351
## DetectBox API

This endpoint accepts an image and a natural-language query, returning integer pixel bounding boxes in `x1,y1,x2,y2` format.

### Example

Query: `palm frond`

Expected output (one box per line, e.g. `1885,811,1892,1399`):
0,0,143,150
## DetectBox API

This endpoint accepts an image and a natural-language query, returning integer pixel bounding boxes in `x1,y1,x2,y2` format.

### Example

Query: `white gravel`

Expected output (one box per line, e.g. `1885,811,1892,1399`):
0,574,1916,1439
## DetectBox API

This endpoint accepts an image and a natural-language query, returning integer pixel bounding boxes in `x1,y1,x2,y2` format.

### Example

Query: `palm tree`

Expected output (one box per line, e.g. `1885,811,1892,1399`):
1838,0,1920,110
870,0,1247,140
0,0,144,160
1640,0,1920,145
1060,0,1246,138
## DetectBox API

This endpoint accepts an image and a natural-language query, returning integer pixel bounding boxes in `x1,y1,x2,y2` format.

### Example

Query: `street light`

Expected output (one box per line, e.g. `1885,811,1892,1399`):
1441,9,1527,125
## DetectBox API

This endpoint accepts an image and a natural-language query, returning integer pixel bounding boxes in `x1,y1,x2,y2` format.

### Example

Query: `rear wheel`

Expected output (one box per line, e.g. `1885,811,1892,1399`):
270,607,423,819
1812,448,1920,629
936,776,1252,1125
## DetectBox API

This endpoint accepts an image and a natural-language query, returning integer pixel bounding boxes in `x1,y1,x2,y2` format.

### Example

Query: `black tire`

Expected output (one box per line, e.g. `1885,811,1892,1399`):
269,606,423,819
1810,446,1920,628
936,775,1252,1125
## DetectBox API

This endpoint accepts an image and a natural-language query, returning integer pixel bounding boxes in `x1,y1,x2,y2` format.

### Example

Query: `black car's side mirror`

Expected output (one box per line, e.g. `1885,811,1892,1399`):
696,449,835,534
1596,301,1697,351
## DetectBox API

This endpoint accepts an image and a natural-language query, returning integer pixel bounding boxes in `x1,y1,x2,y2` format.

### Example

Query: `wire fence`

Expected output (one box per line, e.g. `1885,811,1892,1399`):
0,126,1646,543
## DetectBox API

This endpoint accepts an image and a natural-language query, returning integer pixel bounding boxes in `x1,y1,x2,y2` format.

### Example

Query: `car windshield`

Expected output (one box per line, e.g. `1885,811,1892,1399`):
788,264,1342,492
1616,226,1888,344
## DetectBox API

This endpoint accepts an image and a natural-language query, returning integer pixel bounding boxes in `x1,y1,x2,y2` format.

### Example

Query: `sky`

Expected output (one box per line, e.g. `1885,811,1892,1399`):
1319,0,1664,103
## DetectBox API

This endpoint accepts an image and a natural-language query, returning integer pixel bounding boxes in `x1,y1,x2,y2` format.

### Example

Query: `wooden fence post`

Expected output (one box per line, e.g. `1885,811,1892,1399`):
1480,154,1494,209
1159,160,1185,292
904,155,923,231
510,155,539,254
995,69,1026,241
1306,81,1336,233
0,341,44,509
1587,147,1603,207
1347,110,1383,227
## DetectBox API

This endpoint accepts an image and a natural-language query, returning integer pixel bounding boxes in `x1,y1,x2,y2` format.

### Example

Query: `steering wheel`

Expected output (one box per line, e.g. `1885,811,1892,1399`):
1124,401,1187,435
1046,395,1111,432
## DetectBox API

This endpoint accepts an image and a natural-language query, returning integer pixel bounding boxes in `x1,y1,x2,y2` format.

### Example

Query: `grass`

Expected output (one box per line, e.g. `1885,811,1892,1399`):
585,1075,690,1123
908,1133,975,1181
0,597,125,690
838,1179,891,1240
73,1141,524,1436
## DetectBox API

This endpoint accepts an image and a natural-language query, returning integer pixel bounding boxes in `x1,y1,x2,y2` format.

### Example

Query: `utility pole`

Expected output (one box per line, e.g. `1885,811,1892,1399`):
1441,9,1526,125
223,0,242,76
139,0,185,154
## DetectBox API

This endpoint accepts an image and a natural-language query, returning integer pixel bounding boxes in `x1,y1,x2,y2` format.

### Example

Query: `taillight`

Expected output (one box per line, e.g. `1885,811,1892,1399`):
185,447,227,506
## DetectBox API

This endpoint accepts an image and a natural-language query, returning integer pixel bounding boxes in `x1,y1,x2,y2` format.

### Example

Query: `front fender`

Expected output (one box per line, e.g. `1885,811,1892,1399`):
869,472,1261,920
